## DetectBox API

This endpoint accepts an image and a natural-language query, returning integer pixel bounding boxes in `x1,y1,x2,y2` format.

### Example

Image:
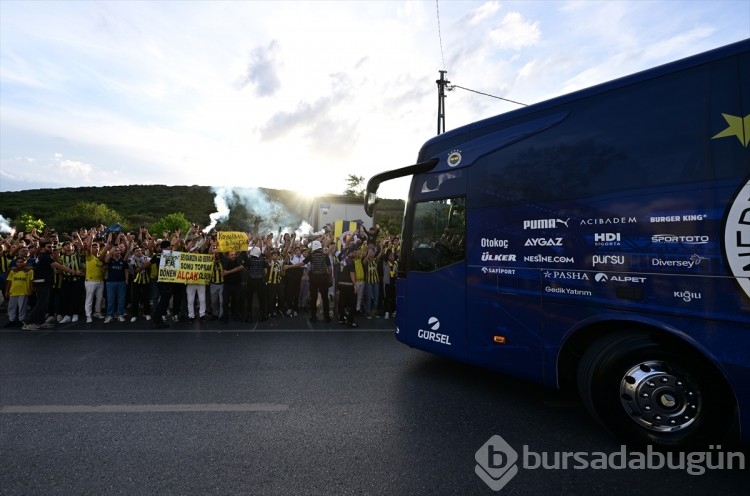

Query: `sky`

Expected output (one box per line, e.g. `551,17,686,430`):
1,0,749,200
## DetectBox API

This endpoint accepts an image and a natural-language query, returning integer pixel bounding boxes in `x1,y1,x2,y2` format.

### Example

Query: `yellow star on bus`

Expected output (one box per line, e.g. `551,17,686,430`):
712,113,750,147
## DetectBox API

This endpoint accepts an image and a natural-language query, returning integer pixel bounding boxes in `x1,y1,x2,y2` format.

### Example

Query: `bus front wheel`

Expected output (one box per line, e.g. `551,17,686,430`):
577,332,734,448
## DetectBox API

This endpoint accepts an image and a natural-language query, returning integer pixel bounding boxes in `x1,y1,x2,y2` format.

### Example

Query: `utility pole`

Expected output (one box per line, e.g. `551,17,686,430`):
436,70,449,135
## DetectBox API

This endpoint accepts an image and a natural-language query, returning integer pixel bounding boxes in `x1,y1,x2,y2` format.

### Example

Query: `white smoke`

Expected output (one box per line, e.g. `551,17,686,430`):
296,221,314,236
205,187,308,235
204,187,231,232
0,215,13,234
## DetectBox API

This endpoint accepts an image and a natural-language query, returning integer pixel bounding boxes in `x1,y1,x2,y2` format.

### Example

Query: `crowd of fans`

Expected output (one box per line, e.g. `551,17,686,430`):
0,222,400,331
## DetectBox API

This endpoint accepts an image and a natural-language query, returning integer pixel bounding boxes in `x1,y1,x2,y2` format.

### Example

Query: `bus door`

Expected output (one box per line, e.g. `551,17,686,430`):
399,172,467,362
465,230,544,383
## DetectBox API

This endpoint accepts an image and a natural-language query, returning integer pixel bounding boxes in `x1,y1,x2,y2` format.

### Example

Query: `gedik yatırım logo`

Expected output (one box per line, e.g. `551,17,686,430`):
475,435,518,491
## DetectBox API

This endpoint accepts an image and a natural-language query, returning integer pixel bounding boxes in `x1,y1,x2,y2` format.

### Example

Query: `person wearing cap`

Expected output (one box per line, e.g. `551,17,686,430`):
303,239,332,323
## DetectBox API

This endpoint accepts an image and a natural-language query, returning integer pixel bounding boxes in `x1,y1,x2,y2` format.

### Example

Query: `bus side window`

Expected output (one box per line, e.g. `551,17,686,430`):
409,196,466,272
411,247,438,271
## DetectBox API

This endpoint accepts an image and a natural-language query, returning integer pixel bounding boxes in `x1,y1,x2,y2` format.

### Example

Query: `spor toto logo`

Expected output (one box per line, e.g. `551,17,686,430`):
724,179,750,301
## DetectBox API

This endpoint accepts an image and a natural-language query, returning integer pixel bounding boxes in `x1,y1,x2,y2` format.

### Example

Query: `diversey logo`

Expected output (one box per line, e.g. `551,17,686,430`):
475,435,519,491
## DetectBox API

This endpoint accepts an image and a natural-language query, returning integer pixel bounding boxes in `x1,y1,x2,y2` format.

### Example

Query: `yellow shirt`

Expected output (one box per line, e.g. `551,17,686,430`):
86,254,105,281
7,268,34,296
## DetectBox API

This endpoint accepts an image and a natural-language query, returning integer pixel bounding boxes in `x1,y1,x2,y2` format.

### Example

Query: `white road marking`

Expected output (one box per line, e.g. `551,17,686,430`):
0,403,289,413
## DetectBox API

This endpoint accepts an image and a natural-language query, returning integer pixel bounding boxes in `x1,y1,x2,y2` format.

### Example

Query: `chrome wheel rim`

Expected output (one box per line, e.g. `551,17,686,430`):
619,360,701,433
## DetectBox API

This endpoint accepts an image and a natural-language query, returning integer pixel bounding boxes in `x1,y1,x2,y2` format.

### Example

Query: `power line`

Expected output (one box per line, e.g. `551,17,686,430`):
434,0,525,134
448,84,527,107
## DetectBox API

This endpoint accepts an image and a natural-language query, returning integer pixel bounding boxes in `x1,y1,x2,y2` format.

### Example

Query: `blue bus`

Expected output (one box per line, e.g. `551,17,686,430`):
365,39,750,448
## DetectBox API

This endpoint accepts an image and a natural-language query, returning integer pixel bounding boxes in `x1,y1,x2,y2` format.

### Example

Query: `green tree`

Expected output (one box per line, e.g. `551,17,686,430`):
151,213,191,239
16,213,45,233
52,201,122,232
343,174,366,198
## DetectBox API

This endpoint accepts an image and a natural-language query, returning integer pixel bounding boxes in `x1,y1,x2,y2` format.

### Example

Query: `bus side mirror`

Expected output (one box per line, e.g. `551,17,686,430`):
365,192,379,217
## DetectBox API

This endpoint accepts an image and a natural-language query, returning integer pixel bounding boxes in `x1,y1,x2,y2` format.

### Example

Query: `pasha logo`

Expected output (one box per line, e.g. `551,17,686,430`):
723,179,750,301
544,271,590,280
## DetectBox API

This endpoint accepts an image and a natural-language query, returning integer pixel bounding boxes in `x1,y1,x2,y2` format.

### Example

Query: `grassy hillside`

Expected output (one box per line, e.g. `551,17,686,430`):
1,185,217,229
0,185,404,234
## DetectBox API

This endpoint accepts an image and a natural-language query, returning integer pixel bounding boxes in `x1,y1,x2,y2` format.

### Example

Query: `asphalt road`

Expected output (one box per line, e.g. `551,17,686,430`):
0,319,747,495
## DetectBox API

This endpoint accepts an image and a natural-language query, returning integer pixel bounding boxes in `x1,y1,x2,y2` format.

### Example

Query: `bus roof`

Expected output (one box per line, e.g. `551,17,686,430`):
420,39,750,152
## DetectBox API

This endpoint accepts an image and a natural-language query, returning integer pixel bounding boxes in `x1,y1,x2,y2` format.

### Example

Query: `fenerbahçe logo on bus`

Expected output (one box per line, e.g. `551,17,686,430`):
447,150,462,167
724,179,750,301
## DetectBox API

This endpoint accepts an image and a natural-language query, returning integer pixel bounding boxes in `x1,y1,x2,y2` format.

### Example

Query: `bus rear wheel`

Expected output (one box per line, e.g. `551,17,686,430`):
577,332,734,448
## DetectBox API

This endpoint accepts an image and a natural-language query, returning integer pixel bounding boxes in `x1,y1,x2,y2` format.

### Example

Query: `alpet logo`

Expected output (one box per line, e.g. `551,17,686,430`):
475,435,519,491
